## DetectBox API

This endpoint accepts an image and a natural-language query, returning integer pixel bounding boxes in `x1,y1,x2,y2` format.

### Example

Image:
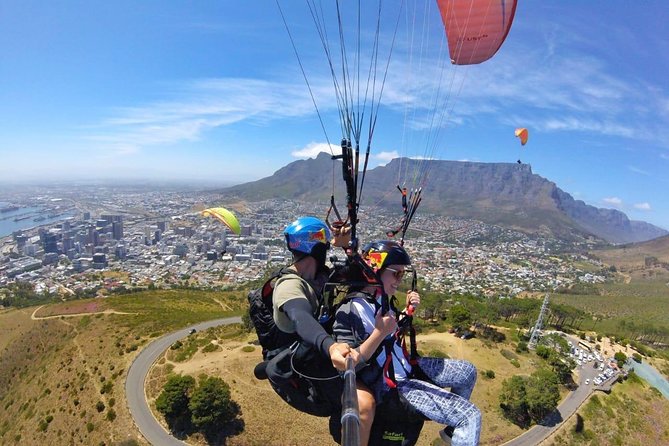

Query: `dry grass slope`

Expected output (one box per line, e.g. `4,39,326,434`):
1,288,667,446
545,375,669,446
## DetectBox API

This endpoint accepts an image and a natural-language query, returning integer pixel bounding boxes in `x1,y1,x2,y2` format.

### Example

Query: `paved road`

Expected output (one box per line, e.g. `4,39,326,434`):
502,335,617,446
125,317,242,446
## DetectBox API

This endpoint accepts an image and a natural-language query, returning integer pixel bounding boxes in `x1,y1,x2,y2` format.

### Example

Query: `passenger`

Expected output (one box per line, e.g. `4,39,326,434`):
334,240,481,446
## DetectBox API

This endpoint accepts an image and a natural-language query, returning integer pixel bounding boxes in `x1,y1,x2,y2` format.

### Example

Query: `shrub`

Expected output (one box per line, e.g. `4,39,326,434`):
510,359,520,368
96,401,105,412
86,422,94,433
424,349,449,359
100,382,113,394
501,349,518,361
106,409,116,422
484,370,495,379
202,343,220,353
241,345,255,353
516,341,529,353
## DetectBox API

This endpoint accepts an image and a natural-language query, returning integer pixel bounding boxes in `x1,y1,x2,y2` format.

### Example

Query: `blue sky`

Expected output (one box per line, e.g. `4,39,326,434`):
1,1,668,230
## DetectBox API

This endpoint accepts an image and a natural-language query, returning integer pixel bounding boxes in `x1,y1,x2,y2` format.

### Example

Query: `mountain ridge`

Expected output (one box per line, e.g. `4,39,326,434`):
222,153,667,244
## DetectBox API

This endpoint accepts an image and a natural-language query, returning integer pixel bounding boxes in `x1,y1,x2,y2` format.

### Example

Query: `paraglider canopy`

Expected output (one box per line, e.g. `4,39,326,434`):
436,0,518,65
202,207,241,235
515,128,528,145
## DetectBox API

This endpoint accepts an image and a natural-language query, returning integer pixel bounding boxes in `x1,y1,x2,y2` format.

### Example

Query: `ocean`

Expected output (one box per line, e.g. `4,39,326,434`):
0,202,75,238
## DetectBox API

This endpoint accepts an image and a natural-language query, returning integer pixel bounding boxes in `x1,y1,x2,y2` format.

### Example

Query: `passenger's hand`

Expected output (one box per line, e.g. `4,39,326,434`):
328,342,353,371
406,290,420,309
374,312,398,337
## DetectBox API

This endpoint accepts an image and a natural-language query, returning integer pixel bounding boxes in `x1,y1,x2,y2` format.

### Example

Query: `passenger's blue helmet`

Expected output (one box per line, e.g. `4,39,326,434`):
284,216,331,256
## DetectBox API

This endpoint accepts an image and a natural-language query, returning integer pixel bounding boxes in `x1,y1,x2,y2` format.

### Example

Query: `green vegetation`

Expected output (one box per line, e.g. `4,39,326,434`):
551,277,669,354
1,282,56,308
547,376,669,446
155,374,195,431
155,374,242,443
108,289,244,335
499,369,560,428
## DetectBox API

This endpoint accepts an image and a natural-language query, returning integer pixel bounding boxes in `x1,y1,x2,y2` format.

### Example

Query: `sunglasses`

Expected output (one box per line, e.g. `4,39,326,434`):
384,266,410,280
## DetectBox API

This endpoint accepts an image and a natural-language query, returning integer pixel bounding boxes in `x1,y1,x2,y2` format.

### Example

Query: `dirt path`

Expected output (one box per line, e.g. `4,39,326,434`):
211,297,232,312
31,305,136,320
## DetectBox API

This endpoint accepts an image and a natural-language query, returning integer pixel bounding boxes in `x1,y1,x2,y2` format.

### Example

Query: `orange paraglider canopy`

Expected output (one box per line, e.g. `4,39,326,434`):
436,0,518,65
515,128,528,145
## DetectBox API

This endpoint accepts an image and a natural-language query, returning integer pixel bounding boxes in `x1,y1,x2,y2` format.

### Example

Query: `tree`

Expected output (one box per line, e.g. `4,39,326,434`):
189,376,241,433
614,351,628,368
155,374,196,431
499,375,529,427
449,304,471,331
499,369,560,428
525,369,559,423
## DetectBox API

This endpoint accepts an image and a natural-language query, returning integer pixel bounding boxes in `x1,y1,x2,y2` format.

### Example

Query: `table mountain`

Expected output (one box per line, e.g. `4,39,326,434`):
222,152,667,244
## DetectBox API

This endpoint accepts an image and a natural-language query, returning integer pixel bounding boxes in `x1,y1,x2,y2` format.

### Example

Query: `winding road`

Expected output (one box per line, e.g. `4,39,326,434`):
126,325,604,446
125,317,241,446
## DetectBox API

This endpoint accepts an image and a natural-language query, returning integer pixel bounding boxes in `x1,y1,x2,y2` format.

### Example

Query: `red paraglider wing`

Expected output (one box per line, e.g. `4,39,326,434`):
436,0,518,65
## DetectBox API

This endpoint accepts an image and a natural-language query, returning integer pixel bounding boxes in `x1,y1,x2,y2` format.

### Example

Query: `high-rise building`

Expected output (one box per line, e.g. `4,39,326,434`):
92,253,107,269
115,244,127,260
62,236,74,253
43,232,59,254
112,221,124,240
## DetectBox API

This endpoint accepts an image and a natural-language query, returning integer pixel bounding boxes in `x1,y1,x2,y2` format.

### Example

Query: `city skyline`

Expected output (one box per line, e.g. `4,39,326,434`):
1,1,667,230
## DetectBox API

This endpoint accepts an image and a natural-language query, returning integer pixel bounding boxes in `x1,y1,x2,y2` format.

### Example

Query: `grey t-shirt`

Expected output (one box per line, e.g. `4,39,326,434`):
272,271,321,333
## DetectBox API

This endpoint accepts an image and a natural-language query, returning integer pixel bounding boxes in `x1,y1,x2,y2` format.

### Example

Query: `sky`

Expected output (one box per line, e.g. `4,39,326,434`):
1,1,668,230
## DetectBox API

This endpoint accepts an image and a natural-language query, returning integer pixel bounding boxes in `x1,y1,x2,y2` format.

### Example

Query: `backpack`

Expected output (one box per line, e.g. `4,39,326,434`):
247,268,300,360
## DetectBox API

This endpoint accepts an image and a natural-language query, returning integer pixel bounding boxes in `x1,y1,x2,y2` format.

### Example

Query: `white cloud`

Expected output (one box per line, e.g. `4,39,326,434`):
291,142,340,158
89,78,338,156
374,151,399,163
84,14,669,161
634,202,651,211
629,166,650,176
602,197,623,208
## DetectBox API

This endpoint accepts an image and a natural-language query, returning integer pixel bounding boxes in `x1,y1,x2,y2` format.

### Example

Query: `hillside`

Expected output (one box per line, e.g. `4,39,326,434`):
592,234,669,270
1,288,668,445
0,290,239,446
220,153,667,244
545,374,669,445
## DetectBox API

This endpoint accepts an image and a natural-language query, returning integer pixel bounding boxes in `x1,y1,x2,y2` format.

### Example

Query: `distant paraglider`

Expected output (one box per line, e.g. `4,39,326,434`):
515,127,528,145
201,207,241,235
515,127,529,163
